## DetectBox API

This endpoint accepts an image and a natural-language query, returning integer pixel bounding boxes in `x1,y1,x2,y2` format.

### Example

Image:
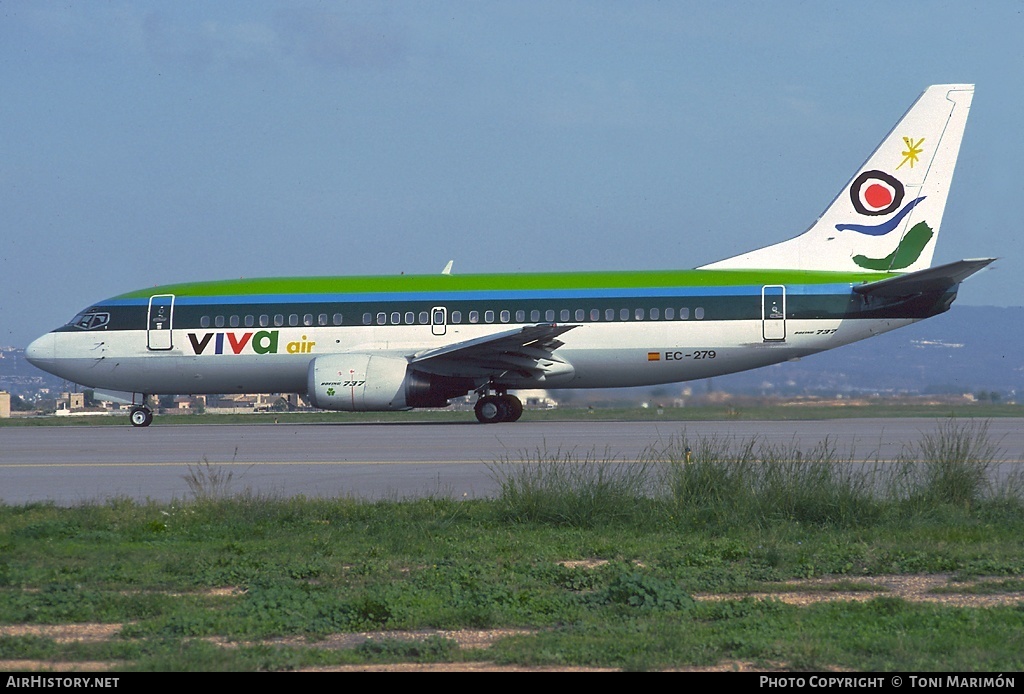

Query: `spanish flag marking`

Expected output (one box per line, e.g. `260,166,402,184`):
647,352,660,361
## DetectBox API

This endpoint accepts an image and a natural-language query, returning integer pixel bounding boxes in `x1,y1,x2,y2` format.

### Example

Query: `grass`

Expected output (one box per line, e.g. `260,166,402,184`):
1,420,1023,671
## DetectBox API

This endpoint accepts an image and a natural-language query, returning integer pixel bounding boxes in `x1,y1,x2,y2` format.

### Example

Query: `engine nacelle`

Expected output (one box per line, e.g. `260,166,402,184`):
307,353,470,411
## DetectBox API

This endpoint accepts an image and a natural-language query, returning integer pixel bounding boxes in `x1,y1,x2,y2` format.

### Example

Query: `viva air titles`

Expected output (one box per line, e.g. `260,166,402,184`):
186,331,316,356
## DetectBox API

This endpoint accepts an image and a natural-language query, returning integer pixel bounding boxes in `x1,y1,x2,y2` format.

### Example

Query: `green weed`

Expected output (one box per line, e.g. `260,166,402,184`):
489,446,656,526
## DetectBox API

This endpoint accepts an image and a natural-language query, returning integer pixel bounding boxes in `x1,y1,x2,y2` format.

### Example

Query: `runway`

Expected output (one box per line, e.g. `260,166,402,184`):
3,419,1023,505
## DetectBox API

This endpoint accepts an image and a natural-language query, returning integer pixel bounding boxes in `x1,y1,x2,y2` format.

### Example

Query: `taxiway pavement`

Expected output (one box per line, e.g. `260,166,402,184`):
2,419,1022,505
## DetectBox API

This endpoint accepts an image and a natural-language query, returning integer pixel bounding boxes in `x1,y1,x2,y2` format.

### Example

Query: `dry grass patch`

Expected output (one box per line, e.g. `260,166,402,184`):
209,627,537,651
300,662,619,672
0,660,117,672
694,574,1024,607
0,623,123,642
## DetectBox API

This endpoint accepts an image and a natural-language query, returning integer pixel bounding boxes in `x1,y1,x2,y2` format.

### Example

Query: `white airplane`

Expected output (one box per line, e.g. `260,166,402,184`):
26,84,992,426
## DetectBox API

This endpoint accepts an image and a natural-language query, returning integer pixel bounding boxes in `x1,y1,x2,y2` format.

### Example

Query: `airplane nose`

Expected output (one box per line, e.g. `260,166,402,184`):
25,332,56,367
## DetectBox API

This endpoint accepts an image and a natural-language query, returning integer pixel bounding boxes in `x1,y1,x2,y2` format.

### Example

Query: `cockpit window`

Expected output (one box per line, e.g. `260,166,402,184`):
69,310,110,330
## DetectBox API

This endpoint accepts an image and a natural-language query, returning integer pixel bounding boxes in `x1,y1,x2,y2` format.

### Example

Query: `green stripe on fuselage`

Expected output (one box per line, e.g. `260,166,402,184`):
114,268,892,299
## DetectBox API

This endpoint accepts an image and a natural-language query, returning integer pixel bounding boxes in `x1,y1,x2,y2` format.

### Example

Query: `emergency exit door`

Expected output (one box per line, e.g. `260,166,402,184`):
431,306,447,336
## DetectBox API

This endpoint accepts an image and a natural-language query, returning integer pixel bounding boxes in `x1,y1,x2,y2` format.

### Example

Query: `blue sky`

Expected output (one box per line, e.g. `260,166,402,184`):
2,1,1022,347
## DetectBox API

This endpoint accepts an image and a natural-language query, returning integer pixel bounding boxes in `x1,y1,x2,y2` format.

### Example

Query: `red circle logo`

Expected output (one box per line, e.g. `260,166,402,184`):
849,170,904,216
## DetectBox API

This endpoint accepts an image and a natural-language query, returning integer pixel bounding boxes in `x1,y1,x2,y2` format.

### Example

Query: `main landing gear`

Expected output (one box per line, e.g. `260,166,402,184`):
474,391,523,424
129,394,153,427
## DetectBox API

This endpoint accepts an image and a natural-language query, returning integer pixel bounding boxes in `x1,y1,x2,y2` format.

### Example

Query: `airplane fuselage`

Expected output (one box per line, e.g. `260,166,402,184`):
27,268,954,396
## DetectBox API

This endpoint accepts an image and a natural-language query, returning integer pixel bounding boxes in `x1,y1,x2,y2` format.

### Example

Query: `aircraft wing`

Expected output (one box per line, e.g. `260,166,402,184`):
410,323,578,380
853,258,996,298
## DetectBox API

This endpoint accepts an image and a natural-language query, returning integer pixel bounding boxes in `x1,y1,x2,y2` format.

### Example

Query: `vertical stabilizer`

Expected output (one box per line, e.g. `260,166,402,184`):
700,84,974,273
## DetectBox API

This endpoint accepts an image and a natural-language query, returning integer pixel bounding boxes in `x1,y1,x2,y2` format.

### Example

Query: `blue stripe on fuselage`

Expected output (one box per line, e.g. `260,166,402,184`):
100,283,855,306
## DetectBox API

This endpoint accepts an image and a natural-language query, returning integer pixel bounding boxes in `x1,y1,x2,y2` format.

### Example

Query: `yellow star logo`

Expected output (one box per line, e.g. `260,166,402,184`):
896,137,924,170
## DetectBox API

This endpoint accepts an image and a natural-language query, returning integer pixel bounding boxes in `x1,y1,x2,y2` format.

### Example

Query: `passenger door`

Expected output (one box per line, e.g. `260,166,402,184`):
147,294,175,350
762,286,786,342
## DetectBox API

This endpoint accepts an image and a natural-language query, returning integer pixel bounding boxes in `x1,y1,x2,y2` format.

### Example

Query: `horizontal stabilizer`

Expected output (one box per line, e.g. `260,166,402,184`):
853,258,995,297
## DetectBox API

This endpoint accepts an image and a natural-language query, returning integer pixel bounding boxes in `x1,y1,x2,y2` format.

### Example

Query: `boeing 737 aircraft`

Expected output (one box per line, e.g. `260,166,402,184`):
26,84,992,426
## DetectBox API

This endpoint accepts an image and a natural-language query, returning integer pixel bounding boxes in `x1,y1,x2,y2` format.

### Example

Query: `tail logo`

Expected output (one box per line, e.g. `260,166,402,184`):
852,221,933,271
837,195,925,236
838,143,932,270
896,137,925,170
849,170,904,216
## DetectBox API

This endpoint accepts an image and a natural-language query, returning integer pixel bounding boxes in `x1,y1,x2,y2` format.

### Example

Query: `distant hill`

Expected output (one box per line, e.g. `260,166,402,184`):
681,305,1024,399
0,346,67,399
3,306,1021,402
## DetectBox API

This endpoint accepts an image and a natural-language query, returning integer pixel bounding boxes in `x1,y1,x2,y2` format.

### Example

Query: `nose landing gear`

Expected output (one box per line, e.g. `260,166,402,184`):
129,406,153,427
129,394,153,427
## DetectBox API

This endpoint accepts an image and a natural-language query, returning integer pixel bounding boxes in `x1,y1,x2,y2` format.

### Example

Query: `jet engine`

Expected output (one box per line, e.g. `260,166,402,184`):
307,353,472,411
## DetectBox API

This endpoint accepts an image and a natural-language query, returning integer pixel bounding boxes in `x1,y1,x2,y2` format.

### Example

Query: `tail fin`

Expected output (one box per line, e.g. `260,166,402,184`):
700,84,974,273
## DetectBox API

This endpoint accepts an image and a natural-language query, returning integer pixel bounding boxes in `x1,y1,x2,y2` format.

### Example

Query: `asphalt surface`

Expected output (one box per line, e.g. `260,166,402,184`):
3,419,1023,505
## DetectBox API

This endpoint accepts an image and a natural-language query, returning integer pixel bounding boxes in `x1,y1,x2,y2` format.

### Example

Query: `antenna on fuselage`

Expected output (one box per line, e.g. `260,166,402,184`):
442,260,454,275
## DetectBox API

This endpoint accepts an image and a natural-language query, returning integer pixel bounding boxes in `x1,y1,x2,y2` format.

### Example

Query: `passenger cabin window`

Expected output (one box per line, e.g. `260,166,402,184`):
695,307,705,320
200,316,211,328
469,311,479,323
304,314,314,326
531,310,540,322
274,314,285,327
560,309,570,322
363,313,372,325
230,315,240,327
545,309,555,322
620,308,629,321
245,315,255,327
605,308,615,321
215,316,225,328
679,308,690,320
516,310,525,322
451,310,462,323
260,315,270,327
500,310,511,323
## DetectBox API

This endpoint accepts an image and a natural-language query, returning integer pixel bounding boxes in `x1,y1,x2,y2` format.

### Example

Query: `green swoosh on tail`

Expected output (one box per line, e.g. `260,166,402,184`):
853,222,934,271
